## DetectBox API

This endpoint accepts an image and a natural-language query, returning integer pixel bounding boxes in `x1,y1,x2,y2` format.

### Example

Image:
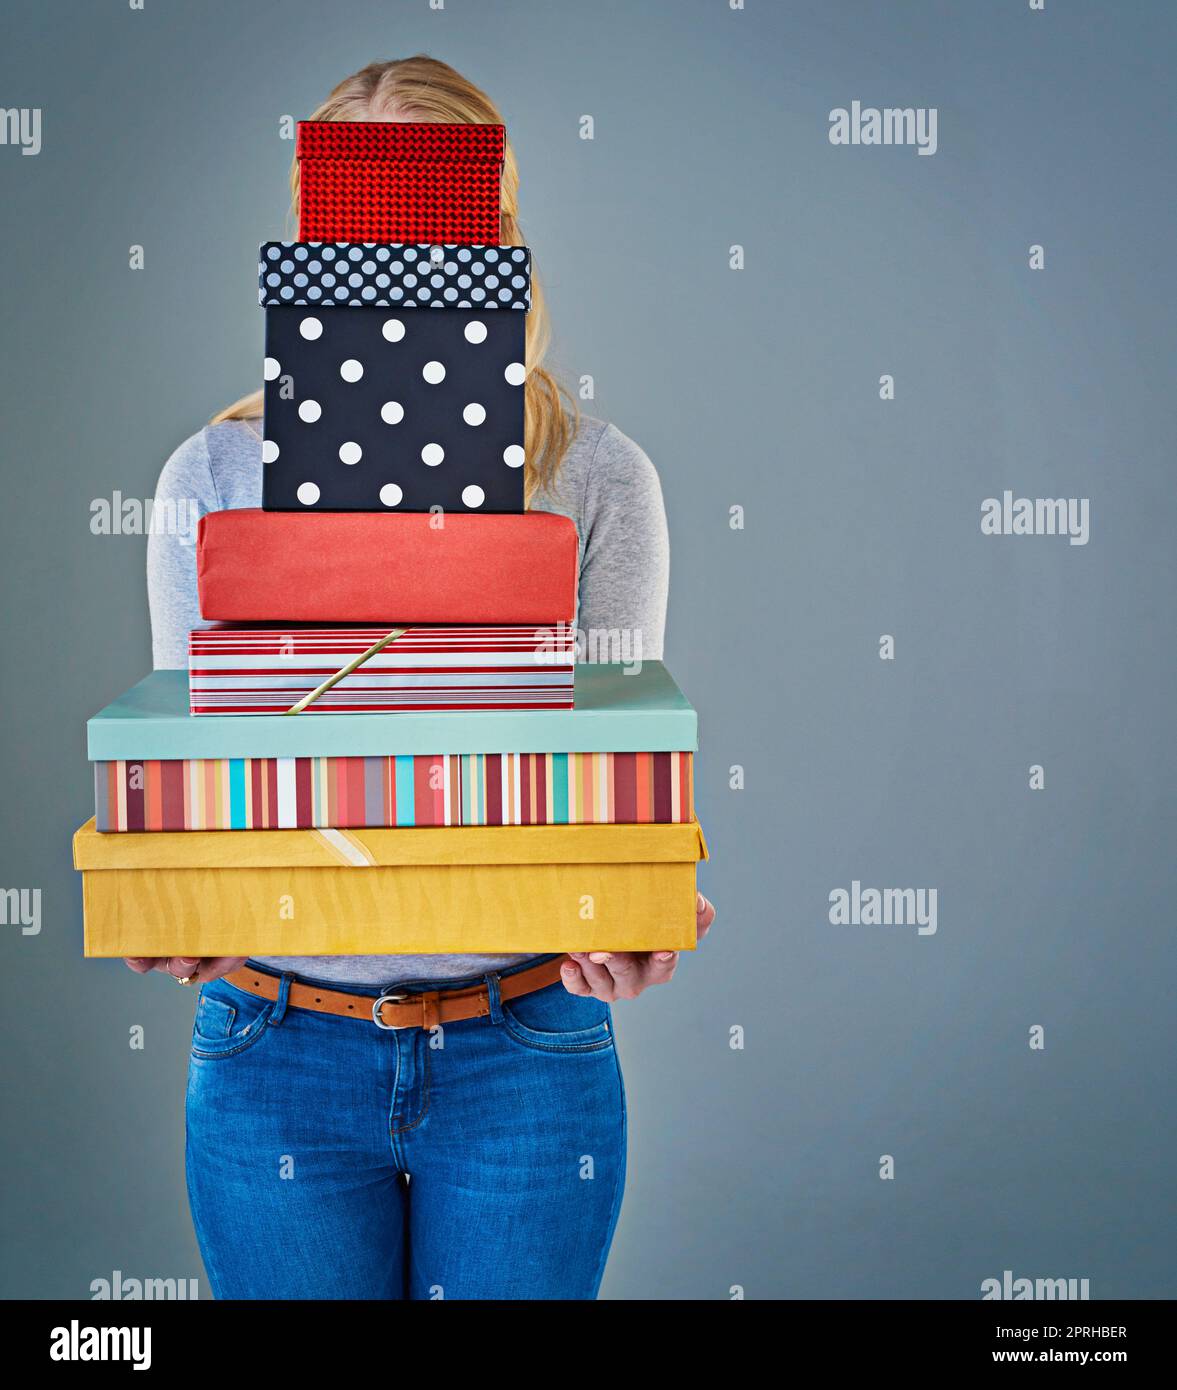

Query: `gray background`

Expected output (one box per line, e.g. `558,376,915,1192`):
1,0,1174,1300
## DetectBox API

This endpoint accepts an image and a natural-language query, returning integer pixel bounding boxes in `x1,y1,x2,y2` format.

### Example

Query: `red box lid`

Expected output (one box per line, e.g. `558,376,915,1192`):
296,121,504,164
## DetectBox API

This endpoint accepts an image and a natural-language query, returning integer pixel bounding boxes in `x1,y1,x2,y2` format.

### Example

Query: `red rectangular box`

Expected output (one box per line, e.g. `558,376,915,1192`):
197,509,579,624
296,120,504,244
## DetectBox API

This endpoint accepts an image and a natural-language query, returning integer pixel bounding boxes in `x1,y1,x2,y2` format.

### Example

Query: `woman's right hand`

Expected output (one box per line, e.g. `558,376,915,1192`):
123,956,246,985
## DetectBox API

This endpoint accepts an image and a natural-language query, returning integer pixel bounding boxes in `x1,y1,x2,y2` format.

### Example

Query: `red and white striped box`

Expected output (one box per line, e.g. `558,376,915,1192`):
188,624,575,716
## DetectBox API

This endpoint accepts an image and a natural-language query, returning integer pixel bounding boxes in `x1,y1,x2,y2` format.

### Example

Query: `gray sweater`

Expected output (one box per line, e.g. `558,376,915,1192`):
147,414,669,987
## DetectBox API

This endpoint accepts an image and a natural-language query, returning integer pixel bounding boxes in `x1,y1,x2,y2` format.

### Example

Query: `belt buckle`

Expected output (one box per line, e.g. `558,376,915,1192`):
372,991,411,1030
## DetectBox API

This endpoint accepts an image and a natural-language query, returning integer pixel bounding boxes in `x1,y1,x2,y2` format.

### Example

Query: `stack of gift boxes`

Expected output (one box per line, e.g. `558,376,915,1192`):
74,122,706,959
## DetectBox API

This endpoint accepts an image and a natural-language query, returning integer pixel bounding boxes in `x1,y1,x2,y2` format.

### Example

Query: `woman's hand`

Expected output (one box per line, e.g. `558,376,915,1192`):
123,957,246,985
560,892,716,1002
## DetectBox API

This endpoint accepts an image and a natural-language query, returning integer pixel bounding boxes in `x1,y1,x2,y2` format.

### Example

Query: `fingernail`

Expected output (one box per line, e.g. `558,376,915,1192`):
696,892,705,912
656,951,676,962
561,963,577,974
588,952,612,964
177,958,200,967
569,952,586,960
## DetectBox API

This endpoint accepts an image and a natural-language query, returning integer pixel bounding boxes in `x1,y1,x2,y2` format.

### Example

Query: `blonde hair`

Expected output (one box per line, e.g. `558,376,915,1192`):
213,55,577,501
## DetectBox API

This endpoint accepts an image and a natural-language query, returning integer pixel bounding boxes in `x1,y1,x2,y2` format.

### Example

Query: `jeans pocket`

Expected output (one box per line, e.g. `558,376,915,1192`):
501,982,615,1054
191,979,275,1060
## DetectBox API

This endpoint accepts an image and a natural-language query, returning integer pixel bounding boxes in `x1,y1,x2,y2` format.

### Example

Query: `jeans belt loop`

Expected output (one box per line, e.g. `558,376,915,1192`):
484,971,505,1026
271,973,293,1026
420,992,441,1032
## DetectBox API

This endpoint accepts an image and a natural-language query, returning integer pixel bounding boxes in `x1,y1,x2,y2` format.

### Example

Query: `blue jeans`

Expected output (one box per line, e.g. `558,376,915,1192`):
185,961,627,1300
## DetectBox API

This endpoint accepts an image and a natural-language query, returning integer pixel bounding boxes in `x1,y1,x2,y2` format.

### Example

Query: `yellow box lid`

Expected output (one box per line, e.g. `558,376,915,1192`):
73,817,709,871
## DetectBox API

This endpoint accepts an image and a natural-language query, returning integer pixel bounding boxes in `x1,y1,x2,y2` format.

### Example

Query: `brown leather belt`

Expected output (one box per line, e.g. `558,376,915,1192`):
223,956,569,1031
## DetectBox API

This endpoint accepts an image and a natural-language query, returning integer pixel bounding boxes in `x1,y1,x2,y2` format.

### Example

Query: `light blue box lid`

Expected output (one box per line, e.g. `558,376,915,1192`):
87,664,697,760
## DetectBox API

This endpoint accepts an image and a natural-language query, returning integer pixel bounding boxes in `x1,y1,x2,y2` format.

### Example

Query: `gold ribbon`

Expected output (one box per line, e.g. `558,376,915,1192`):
284,627,408,715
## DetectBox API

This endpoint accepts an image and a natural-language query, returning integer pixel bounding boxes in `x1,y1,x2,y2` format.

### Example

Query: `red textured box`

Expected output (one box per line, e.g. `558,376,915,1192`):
197,509,578,624
297,121,504,244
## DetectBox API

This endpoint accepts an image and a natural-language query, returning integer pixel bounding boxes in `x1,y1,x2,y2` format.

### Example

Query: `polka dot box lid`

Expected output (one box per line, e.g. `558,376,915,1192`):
259,242,531,312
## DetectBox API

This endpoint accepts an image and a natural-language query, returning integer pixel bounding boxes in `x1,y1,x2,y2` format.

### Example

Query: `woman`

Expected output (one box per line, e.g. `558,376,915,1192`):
131,56,715,1301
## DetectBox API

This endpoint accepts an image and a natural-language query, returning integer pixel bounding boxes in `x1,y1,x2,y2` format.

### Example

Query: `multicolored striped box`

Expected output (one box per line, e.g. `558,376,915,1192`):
94,751,693,832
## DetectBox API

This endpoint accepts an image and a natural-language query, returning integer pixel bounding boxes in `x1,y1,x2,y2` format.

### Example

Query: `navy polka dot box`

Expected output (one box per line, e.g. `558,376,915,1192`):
258,241,531,514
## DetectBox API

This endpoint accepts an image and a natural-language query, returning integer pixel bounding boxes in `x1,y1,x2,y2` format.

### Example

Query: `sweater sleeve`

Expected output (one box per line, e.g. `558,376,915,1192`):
146,429,222,670
576,424,670,663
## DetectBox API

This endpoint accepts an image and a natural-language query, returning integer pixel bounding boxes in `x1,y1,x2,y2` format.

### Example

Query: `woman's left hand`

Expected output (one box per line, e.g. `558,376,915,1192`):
560,892,716,1001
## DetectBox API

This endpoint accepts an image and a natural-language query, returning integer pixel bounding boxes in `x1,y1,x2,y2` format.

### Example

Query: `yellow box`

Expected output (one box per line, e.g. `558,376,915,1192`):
73,818,708,957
